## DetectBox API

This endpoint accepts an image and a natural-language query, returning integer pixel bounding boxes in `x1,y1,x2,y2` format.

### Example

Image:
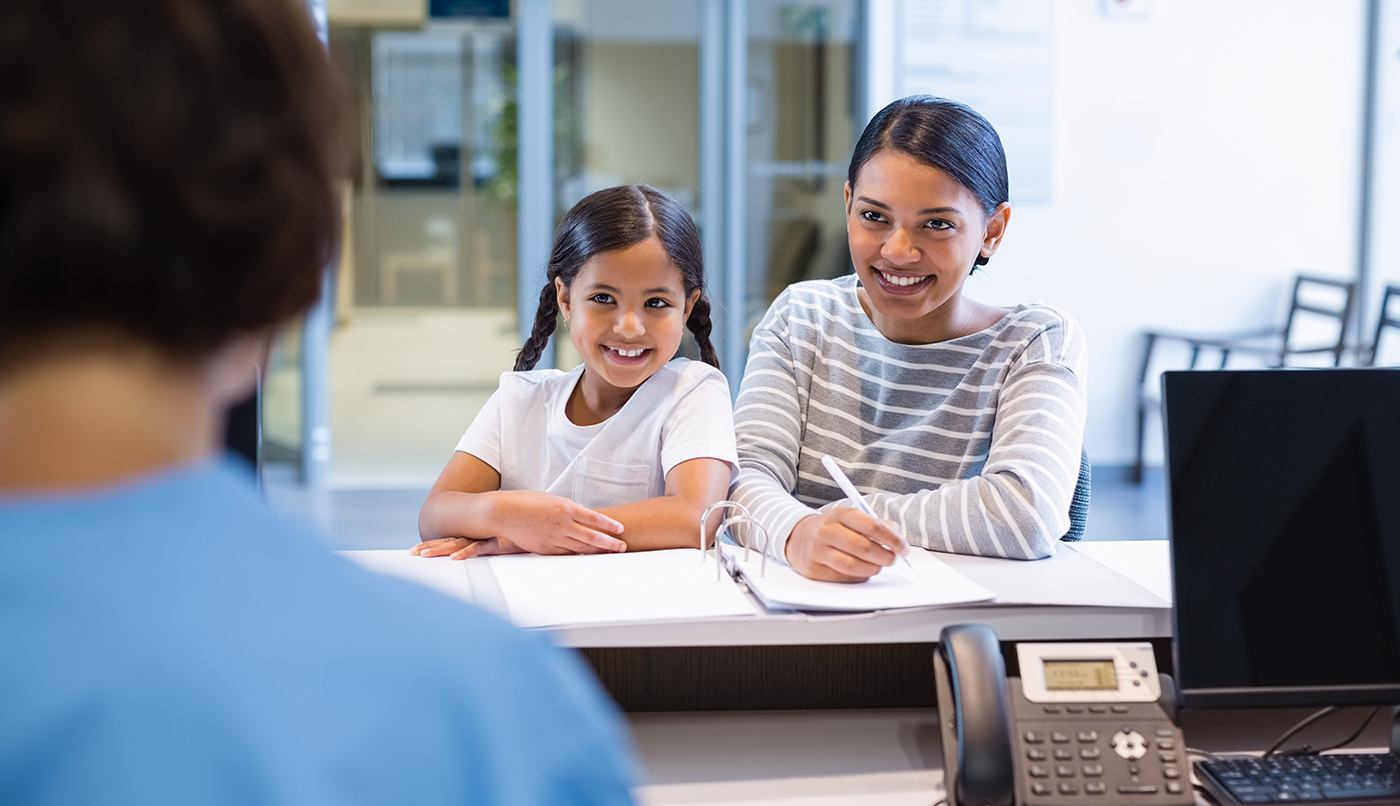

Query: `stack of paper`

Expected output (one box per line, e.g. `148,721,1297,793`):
487,549,760,628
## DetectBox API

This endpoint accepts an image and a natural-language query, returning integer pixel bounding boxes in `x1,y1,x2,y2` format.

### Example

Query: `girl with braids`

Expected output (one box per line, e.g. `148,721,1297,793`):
414,185,737,559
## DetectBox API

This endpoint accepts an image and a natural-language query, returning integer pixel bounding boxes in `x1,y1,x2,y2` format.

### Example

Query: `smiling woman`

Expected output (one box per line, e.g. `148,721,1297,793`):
729,96,1089,583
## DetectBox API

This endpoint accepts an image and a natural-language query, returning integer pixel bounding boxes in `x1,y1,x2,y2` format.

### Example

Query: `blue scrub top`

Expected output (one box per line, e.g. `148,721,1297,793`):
0,459,635,805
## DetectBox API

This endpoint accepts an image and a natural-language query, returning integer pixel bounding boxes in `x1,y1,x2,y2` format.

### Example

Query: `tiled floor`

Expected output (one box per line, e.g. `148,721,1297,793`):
265,464,1171,550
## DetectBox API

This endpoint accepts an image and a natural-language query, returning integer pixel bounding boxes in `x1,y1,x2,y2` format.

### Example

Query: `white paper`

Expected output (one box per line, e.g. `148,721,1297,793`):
487,549,760,628
723,546,995,612
340,549,474,604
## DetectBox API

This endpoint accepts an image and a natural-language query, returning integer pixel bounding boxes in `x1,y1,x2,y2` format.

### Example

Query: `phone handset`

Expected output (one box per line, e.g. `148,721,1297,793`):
936,624,1016,806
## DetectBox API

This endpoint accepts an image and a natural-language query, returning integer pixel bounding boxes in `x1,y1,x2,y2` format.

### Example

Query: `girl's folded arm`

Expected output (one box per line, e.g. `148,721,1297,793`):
417,450,505,542
596,457,732,551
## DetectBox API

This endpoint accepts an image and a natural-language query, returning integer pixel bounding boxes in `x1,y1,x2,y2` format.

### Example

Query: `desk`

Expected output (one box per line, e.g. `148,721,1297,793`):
630,707,1393,806
345,541,1172,709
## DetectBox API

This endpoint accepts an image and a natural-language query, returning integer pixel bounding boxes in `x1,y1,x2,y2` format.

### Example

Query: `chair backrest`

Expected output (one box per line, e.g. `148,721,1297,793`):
1365,284,1400,367
1281,274,1357,365
1060,448,1092,542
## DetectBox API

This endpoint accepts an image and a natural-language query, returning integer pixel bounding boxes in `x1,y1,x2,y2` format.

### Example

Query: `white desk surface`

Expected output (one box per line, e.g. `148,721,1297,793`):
341,540,1173,648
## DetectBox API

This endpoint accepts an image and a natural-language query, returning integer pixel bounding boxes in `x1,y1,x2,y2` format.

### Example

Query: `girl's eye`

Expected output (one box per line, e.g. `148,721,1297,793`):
924,219,953,231
589,293,614,304
645,298,671,309
860,210,885,223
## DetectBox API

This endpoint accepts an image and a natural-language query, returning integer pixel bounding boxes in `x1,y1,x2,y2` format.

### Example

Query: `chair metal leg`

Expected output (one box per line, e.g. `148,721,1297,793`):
1133,401,1148,484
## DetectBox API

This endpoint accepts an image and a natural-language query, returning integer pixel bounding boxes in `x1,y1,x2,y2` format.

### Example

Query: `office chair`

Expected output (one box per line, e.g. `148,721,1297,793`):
1060,447,1092,542
1362,283,1400,367
1132,274,1356,482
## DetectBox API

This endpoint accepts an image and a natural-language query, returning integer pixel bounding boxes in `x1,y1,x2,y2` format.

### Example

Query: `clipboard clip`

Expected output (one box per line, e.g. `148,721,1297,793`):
698,500,772,582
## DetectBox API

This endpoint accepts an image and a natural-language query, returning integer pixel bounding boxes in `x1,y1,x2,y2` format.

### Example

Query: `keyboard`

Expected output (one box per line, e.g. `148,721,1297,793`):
1197,754,1400,804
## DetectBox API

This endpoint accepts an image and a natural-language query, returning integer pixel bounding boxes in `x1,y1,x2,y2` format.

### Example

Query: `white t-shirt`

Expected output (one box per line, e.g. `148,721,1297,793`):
456,358,738,510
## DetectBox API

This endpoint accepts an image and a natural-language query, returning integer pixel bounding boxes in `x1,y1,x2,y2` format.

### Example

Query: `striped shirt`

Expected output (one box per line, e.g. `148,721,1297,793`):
729,274,1088,562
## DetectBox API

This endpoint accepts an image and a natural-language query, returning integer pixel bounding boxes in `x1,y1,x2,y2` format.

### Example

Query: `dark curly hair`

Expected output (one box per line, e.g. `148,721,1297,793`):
0,0,346,363
515,185,719,372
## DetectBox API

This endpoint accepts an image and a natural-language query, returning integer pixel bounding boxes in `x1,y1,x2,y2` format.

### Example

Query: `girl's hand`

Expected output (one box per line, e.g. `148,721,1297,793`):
487,491,626,554
785,507,906,583
415,491,626,558
411,536,527,560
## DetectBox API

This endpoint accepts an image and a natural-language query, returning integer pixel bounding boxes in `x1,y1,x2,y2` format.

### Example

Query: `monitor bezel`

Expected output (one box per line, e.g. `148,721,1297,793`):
1162,367,1400,710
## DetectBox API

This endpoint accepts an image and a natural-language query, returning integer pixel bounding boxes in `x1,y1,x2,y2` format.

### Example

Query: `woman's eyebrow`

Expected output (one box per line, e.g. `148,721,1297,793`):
856,195,962,216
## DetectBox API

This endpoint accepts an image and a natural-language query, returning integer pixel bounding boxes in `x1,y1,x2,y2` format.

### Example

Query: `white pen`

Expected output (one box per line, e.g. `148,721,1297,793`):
820,454,912,567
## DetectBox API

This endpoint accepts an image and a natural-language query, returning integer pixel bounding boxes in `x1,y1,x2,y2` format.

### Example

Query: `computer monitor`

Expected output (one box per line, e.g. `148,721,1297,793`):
1163,368,1400,708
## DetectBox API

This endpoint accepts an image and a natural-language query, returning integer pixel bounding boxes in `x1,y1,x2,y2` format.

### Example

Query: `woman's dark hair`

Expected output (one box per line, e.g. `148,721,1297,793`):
847,95,1008,267
515,185,719,372
0,0,345,362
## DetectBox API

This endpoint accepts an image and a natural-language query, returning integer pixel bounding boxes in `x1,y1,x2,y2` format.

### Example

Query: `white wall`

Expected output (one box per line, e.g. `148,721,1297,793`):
1368,1,1400,355
868,0,1369,467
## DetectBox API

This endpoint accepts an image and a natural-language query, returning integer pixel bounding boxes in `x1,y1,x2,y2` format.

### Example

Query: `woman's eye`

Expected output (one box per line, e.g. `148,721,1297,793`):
645,298,671,309
924,219,953,231
860,210,885,223
589,293,614,304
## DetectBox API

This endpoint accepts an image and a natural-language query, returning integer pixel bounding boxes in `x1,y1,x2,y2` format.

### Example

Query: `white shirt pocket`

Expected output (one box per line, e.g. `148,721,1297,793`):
572,456,652,510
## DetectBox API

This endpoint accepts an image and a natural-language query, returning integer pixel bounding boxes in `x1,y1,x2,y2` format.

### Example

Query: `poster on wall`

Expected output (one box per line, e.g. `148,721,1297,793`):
896,0,1054,204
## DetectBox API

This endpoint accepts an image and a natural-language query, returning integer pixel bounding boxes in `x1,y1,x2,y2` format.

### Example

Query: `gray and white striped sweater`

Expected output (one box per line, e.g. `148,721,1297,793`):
729,274,1088,562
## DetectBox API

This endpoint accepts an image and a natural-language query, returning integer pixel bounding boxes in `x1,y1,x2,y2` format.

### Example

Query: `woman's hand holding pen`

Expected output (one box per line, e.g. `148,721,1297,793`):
412,491,626,560
785,507,907,583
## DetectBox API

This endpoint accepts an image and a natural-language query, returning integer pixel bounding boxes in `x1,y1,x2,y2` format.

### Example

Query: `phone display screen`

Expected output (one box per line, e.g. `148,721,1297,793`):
1043,659,1117,691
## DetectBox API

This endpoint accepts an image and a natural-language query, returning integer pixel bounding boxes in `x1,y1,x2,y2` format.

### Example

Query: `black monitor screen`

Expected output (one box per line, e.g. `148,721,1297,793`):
1163,369,1400,707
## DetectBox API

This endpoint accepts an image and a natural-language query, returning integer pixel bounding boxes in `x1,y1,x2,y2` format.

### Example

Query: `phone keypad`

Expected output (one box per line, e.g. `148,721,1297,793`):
1016,697,1191,803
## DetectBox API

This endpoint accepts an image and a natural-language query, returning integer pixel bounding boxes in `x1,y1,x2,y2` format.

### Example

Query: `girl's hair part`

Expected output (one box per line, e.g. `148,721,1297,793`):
514,184,719,371
847,95,1008,268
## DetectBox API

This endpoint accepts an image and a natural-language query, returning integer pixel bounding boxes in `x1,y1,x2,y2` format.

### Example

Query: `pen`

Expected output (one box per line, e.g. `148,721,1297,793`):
820,454,913,567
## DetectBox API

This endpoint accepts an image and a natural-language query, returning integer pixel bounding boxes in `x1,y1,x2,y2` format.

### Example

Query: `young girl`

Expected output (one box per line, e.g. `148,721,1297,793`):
414,185,737,559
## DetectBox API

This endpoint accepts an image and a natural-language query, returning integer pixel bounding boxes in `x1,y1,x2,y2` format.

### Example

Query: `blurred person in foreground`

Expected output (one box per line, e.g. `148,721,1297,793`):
0,2,634,804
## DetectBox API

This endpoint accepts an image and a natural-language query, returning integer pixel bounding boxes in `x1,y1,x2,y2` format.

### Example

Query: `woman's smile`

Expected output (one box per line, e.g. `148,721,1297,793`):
870,269,934,295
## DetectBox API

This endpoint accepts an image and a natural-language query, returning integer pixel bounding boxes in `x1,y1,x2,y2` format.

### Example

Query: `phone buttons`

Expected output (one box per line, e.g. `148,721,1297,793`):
1080,747,1102,760
1117,784,1161,795
1026,748,1047,761
1031,782,1051,796
1029,764,1051,778
1111,704,1130,713
1085,781,1107,795
1058,782,1079,795
1077,730,1099,743
1053,748,1073,761
1166,781,1184,795
1055,764,1076,778
1024,730,1045,743
1162,766,1181,779
1110,729,1148,760
1051,731,1071,743
1082,763,1104,777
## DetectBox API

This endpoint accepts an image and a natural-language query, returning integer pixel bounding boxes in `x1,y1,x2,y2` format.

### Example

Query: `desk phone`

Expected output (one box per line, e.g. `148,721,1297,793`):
934,624,1192,806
